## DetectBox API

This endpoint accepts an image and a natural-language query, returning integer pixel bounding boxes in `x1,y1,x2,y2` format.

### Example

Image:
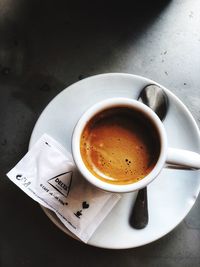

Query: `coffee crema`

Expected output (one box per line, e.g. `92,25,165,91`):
80,107,160,185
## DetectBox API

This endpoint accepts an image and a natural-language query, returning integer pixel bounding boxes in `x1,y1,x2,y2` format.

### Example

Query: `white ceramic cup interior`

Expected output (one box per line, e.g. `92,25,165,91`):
72,97,169,193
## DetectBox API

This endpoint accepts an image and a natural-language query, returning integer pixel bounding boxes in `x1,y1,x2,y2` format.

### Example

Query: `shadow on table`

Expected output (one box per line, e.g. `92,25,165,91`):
0,0,171,96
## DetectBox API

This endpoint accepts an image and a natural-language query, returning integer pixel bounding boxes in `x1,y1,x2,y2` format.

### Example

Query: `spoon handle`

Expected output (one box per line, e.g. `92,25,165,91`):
129,187,148,229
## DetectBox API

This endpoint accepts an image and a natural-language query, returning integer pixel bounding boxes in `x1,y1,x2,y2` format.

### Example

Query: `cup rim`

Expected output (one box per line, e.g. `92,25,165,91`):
72,97,167,193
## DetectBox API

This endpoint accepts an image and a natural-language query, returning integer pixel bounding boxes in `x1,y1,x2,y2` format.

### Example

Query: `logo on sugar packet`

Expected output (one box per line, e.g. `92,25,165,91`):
74,201,90,219
48,171,72,197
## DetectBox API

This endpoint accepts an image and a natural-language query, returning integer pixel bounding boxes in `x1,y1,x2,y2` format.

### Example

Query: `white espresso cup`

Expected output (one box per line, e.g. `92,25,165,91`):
72,97,200,193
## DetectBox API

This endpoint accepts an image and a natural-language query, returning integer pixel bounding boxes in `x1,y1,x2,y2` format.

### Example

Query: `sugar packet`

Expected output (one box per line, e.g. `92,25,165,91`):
7,134,120,243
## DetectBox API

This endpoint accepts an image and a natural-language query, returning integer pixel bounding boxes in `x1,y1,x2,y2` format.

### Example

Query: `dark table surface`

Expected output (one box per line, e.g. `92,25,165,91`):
1,0,200,266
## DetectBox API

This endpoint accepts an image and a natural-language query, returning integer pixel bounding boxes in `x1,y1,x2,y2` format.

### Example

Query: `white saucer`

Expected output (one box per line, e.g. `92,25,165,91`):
29,73,200,249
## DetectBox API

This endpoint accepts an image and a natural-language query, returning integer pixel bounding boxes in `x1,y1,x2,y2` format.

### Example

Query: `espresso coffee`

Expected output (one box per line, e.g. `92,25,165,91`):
80,107,160,185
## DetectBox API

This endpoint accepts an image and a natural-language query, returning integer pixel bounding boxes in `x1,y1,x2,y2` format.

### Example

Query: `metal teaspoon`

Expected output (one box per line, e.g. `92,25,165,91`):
129,84,169,229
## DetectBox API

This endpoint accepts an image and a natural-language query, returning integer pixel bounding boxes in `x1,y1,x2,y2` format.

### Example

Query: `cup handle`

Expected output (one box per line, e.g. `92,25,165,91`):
166,148,200,169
